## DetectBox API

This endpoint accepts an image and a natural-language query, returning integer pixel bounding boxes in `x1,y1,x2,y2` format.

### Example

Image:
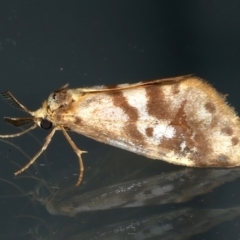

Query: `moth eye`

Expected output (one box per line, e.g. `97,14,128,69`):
40,119,52,130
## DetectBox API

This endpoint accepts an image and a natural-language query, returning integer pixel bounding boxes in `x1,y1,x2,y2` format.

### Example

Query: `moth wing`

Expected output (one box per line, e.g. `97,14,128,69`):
80,75,193,92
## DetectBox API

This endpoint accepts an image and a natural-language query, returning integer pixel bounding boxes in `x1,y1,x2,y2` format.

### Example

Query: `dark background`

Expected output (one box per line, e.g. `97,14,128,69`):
1,1,240,239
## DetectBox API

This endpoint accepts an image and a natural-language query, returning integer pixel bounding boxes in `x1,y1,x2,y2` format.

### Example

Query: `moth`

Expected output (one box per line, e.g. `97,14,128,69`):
34,168,240,216
1,75,240,186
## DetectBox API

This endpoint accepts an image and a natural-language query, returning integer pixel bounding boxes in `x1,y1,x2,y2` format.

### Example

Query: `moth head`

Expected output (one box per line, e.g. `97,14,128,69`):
46,83,71,112
0,91,53,130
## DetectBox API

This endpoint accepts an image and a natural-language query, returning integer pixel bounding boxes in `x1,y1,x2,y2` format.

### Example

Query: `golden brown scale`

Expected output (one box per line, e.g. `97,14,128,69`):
221,127,233,136
231,137,239,146
145,127,153,137
109,91,145,145
204,102,216,113
146,86,171,120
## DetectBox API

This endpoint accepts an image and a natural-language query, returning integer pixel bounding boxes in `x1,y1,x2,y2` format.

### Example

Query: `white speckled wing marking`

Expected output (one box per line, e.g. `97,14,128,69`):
122,87,176,144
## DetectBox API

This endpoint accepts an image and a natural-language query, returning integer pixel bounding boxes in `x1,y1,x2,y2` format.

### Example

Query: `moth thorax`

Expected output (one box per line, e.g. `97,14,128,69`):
47,90,73,111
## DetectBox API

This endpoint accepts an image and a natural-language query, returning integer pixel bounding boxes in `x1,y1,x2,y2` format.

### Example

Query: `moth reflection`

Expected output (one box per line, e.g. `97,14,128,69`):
33,206,240,240
33,167,240,217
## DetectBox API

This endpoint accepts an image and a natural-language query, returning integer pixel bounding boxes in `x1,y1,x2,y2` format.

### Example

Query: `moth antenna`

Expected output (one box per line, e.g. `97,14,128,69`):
4,117,35,127
0,91,32,114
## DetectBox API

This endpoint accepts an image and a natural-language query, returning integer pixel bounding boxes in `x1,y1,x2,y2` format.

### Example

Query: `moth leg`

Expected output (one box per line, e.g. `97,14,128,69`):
14,127,57,176
61,127,87,186
0,124,37,138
